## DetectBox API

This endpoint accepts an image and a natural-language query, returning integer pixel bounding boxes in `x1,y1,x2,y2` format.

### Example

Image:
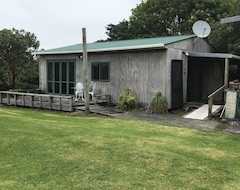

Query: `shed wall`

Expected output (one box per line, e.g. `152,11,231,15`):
38,55,80,94
88,50,169,108
38,37,214,109
39,50,171,108
166,38,214,52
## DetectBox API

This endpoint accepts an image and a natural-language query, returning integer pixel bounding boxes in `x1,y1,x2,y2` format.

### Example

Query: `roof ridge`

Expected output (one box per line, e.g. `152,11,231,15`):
35,34,196,55
84,34,196,45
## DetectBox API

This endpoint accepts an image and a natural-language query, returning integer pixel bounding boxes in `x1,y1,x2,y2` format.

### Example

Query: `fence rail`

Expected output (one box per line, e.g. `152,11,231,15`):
0,91,73,112
207,85,226,119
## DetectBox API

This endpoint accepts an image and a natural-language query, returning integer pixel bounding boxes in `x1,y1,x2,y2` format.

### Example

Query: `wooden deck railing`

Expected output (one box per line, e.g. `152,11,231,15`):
0,91,73,112
207,85,226,119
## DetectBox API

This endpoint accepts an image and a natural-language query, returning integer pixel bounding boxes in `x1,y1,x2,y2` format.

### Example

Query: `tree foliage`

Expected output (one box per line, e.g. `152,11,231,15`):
209,0,240,54
106,0,239,54
0,28,40,90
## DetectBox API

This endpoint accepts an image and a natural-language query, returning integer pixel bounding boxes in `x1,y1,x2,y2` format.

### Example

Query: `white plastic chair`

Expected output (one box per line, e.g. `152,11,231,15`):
74,82,84,101
89,82,95,100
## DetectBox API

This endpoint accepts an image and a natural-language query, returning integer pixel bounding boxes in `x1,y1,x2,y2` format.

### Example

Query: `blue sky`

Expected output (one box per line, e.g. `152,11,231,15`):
0,0,141,49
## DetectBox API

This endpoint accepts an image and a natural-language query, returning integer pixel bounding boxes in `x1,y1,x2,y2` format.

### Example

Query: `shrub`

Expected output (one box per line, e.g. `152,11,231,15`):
150,92,168,113
117,87,137,111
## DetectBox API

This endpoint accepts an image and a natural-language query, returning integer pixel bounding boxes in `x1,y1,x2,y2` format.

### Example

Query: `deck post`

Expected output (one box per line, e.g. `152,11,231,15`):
59,97,62,111
208,97,213,119
69,97,73,112
49,96,52,110
30,95,33,108
22,94,25,106
14,94,17,106
39,96,42,108
0,92,2,104
7,93,10,105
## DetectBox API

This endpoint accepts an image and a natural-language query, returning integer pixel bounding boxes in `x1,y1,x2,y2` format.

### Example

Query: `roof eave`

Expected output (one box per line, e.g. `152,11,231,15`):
184,50,240,60
33,43,166,55
232,55,240,60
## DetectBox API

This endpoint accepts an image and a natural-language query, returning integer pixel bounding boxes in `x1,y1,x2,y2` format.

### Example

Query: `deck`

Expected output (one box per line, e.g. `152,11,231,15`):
0,91,74,112
0,91,120,115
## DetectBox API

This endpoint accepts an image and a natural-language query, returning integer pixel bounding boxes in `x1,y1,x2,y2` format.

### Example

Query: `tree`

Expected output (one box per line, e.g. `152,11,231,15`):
209,0,240,54
105,0,239,53
0,28,40,90
106,20,133,41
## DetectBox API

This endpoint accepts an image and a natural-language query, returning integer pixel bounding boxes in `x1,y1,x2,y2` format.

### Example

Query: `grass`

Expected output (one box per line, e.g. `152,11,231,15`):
0,106,240,189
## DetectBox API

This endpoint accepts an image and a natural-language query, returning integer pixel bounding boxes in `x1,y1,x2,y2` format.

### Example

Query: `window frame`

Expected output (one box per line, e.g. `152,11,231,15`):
91,62,110,82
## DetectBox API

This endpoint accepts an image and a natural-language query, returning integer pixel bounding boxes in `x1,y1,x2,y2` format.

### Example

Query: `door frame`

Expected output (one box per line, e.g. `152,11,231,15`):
171,60,183,109
46,59,76,95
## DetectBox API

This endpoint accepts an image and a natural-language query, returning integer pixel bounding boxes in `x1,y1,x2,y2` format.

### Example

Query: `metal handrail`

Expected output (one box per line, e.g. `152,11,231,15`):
208,85,226,119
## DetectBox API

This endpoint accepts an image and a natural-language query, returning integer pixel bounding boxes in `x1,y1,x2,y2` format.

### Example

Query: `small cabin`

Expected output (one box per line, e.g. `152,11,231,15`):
35,35,240,109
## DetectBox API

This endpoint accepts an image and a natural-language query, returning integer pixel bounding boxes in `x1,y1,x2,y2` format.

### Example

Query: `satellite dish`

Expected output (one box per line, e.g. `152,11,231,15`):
192,20,211,38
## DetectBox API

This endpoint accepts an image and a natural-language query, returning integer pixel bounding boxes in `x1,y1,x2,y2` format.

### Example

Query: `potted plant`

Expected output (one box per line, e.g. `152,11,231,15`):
229,79,240,89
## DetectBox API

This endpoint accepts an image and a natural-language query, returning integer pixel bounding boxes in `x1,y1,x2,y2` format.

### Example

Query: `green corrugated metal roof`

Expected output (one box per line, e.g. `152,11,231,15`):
36,34,196,55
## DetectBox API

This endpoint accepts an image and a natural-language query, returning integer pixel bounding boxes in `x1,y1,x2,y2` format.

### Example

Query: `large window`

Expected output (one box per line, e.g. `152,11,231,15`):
91,62,110,81
47,59,75,95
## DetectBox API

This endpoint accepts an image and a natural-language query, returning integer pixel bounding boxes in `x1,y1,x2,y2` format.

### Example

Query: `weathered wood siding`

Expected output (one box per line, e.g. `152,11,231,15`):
38,38,214,108
166,38,214,52
91,50,169,108
39,50,170,108
39,55,80,94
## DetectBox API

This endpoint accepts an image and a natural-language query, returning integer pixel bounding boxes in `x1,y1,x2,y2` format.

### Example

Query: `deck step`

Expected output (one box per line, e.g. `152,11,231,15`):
75,104,123,116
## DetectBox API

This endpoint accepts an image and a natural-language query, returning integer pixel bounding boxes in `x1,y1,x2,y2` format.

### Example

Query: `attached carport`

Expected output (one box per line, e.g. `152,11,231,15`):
184,51,240,103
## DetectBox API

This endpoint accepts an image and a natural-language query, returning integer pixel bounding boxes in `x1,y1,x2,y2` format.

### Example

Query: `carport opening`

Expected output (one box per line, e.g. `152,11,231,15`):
187,57,225,104
187,57,240,104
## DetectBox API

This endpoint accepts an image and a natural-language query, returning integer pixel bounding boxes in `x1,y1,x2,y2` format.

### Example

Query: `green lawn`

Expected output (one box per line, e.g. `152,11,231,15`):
0,106,240,190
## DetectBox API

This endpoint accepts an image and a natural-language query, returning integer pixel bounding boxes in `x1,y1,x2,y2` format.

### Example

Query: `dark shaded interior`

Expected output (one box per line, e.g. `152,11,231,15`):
187,57,240,104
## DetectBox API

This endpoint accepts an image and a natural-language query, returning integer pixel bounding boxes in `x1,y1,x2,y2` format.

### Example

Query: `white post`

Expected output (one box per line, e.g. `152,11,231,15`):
224,58,229,103
224,58,229,87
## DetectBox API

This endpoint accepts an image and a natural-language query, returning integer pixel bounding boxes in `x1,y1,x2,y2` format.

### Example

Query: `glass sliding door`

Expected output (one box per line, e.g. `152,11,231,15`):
47,59,76,95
